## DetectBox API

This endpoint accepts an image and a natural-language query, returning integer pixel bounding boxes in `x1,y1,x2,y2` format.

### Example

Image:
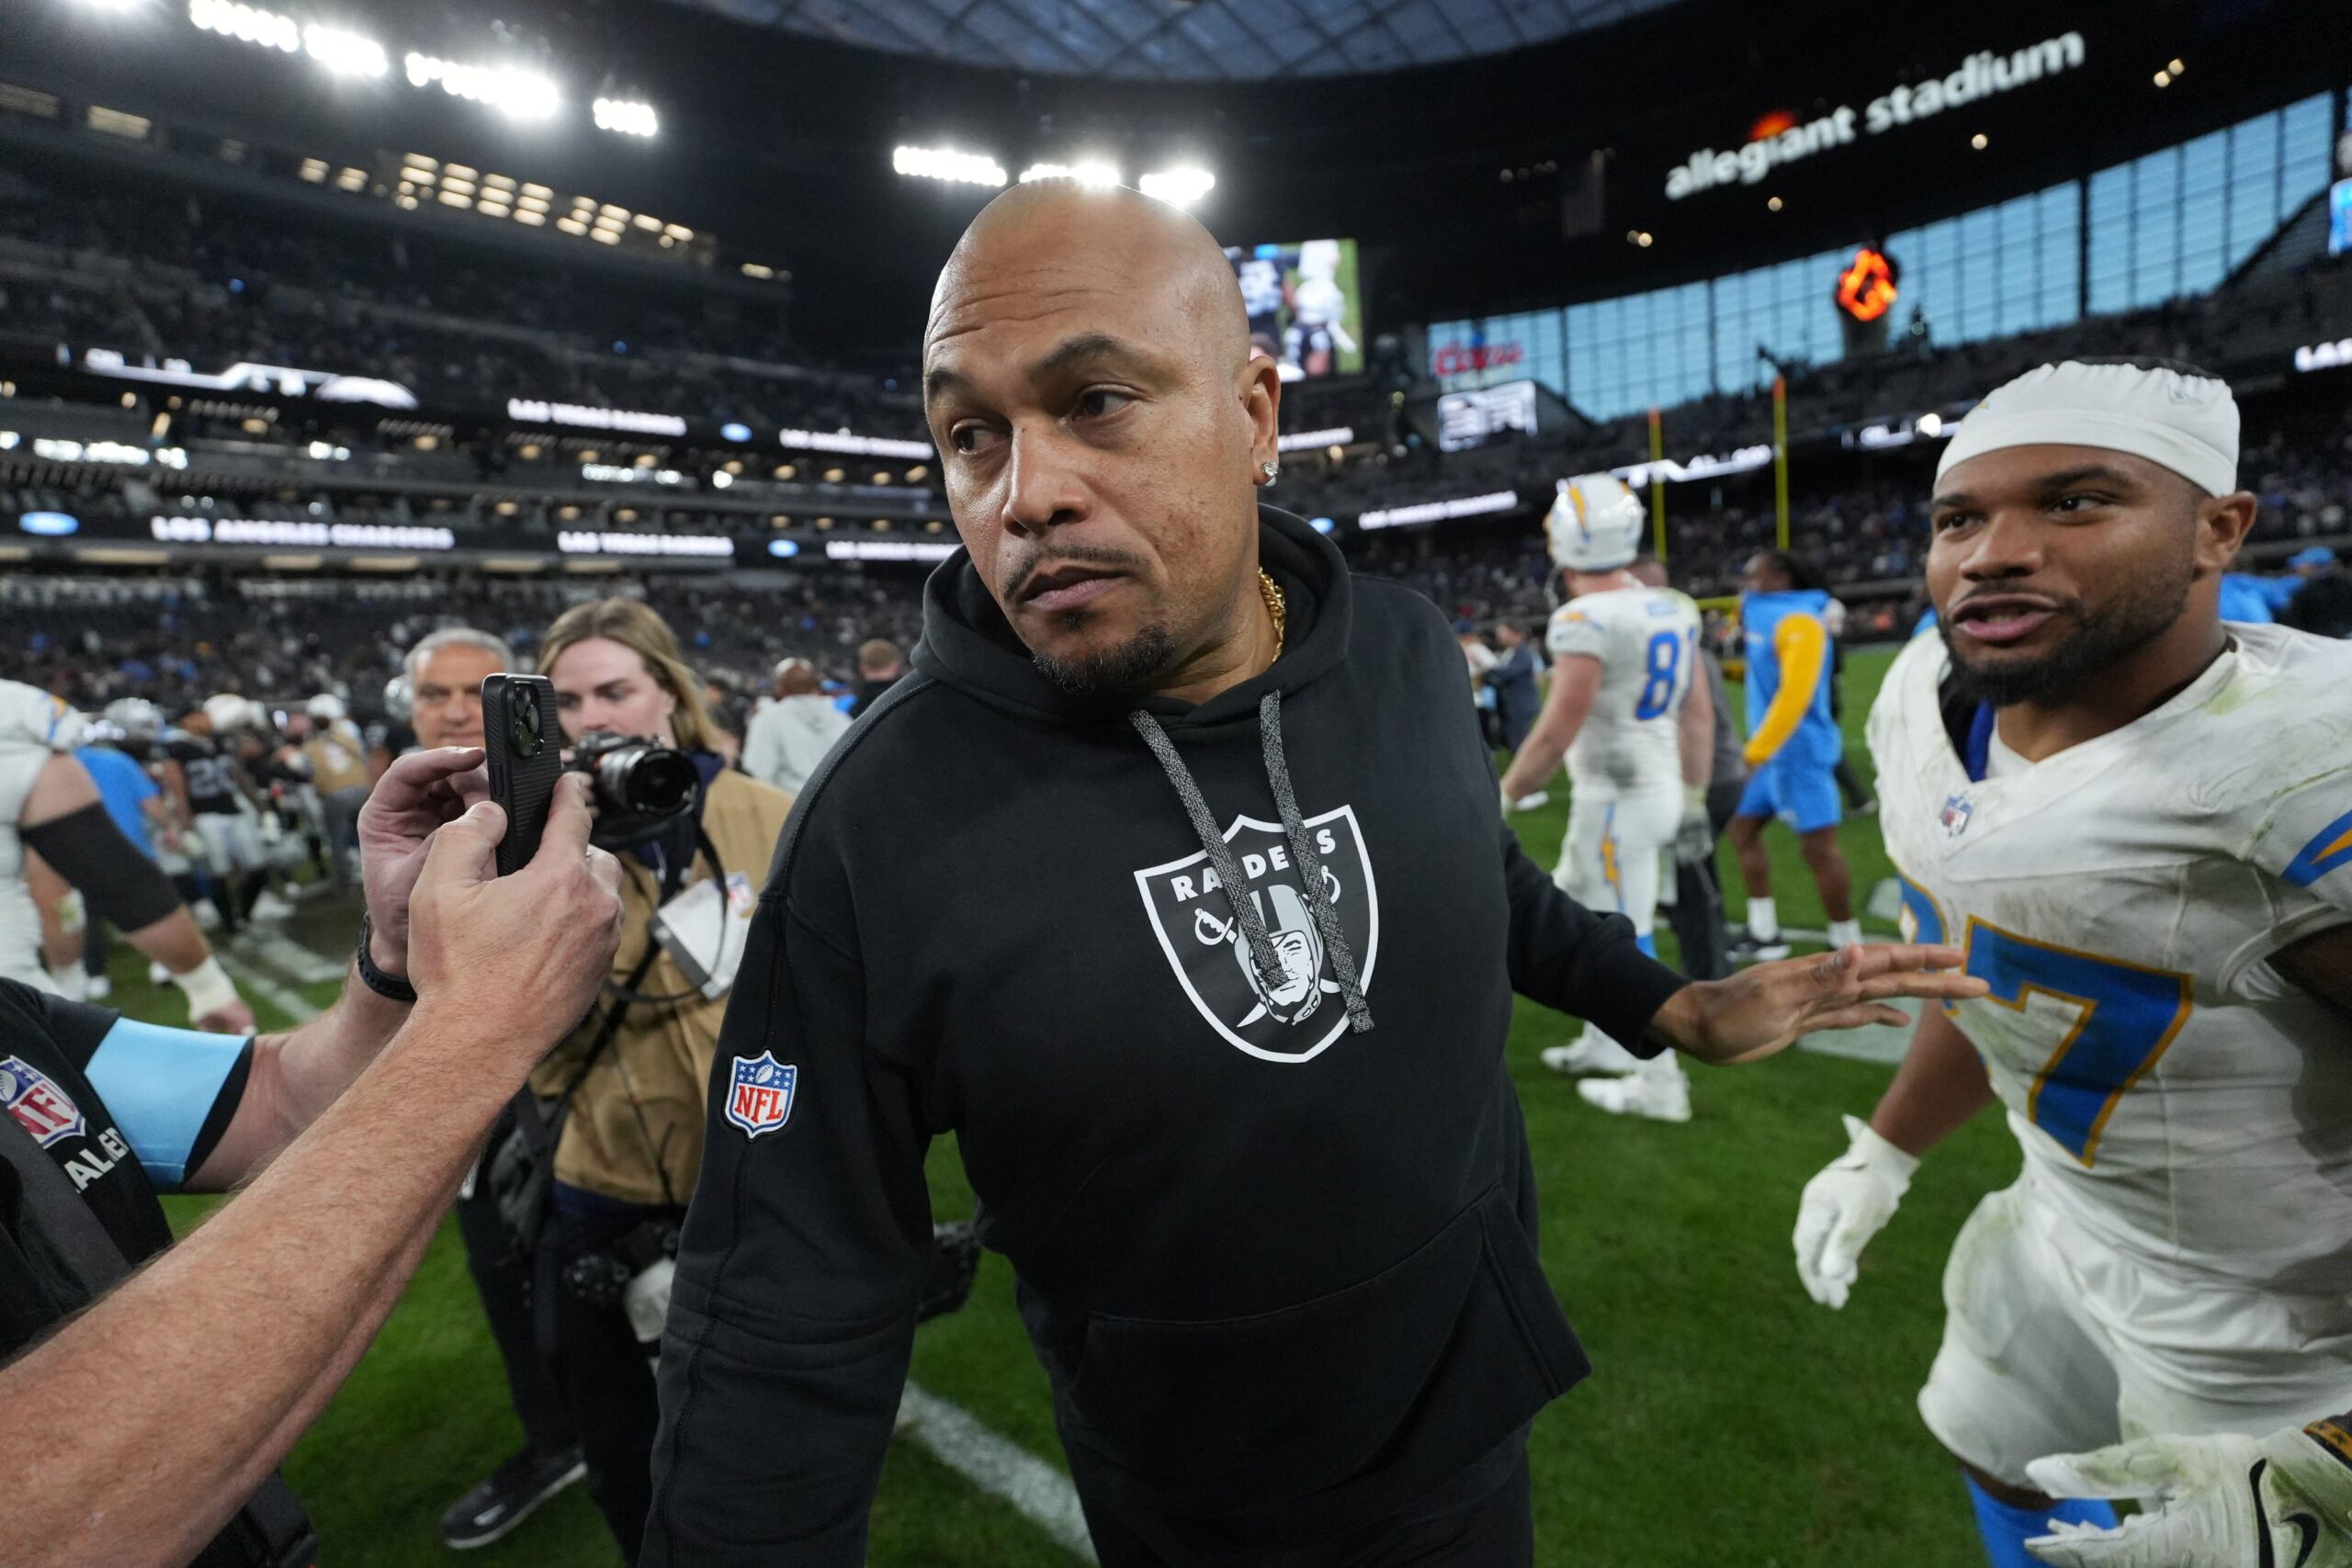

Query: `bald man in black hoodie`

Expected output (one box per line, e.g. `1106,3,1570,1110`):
643,183,1981,1567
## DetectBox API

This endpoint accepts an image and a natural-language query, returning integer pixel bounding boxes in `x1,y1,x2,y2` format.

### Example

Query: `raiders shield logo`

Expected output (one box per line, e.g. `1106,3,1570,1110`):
1133,806,1379,1064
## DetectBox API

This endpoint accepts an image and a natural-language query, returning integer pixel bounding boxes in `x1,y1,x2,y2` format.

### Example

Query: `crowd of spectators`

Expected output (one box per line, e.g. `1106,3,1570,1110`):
6,176,2348,564
9,405,2347,728
0,186,926,438
4,168,2349,725
0,570,927,724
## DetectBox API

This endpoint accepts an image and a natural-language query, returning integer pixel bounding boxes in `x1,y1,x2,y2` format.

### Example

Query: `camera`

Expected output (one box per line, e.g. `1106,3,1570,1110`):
508,685,547,757
568,730,699,818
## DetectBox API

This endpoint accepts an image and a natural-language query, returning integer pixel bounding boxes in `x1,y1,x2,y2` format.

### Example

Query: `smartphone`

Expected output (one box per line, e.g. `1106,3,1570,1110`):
481,674,563,877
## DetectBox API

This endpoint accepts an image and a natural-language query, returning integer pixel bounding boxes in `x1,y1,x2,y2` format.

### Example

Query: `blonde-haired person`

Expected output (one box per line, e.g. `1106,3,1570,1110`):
526,596,794,1561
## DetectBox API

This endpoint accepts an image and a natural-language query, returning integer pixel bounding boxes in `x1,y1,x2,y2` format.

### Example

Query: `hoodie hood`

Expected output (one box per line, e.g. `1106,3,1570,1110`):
910,505,1352,729
911,504,1374,1033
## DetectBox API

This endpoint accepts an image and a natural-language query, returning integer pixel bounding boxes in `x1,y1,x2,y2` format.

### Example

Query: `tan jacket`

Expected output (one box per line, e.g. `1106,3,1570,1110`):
531,766,794,1206
302,722,371,794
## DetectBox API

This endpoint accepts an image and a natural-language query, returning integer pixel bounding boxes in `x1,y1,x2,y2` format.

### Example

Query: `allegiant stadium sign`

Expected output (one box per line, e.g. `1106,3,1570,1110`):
1665,32,2086,200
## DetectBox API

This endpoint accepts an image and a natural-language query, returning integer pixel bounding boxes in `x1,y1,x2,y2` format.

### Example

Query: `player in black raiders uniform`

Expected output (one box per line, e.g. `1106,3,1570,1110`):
161,704,265,934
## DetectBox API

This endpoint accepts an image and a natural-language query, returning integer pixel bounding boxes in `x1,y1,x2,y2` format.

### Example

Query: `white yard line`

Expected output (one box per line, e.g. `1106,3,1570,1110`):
1797,996,1919,1065
896,1383,1098,1563
213,949,321,1023
238,929,348,987
224,922,1070,1563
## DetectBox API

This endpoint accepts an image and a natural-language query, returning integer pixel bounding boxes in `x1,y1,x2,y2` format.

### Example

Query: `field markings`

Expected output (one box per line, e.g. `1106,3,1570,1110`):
214,928,343,1024
897,1382,1099,1563
226,916,1076,1562
1797,996,1918,1065
236,928,348,987
214,948,321,1023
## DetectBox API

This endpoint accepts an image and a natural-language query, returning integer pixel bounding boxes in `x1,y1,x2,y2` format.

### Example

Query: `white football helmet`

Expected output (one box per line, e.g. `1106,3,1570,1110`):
306,693,346,723
102,697,163,741
383,672,413,723
203,693,258,732
1545,473,1645,573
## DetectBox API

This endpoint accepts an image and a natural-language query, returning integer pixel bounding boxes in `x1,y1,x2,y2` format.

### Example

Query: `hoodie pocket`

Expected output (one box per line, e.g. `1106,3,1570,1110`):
1063,1182,1581,1514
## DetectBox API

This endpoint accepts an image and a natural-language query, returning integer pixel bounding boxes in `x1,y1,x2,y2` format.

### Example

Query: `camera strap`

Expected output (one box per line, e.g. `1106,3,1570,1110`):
506,819,731,1226
646,828,752,1003
499,905,662,1188
601,826,735,1009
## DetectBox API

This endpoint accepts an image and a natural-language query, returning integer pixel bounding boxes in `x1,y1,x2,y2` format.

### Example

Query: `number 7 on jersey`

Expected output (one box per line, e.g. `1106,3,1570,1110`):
1962,919,2194,1167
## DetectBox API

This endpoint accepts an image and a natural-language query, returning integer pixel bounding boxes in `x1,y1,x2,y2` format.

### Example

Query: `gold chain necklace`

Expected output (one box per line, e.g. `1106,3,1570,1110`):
1258,569,1287,662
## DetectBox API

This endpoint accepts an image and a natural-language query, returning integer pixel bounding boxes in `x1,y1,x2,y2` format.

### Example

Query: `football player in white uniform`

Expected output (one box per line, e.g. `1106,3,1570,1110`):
1499,473,1712,1122
0,680,252,1030
1788,360,2352,1568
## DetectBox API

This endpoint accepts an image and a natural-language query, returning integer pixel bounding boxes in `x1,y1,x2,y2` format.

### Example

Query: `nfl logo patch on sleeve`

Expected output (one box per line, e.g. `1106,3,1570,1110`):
725,1052,797,1138
1,1055,85,1148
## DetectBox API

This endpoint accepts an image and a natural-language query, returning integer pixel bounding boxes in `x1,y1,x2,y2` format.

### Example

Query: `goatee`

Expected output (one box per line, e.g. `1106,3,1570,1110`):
1939,562,2193,708
1032,620,1179,698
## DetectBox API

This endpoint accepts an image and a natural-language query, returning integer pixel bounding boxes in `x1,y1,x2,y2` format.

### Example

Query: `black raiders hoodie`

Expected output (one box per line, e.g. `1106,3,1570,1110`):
645,507,1692,1564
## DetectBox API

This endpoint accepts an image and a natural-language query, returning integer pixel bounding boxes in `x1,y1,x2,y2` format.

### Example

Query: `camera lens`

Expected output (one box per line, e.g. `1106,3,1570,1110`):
512,693,542,757
622,749,697,815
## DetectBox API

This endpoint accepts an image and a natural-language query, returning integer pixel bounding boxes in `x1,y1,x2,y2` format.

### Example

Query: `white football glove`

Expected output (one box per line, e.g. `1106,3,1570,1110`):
2025,1425,2352,1568
1673,812,1714,867
1792,1113,1917,1308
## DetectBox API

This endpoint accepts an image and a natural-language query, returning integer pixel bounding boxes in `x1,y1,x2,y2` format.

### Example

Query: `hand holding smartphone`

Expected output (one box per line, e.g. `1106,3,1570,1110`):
480,674,564,876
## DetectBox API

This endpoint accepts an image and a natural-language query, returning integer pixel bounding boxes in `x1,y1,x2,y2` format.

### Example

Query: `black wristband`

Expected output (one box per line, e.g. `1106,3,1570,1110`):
354,909,417,1005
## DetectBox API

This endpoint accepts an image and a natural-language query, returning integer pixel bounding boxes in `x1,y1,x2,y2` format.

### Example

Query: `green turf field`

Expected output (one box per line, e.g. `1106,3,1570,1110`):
135,643,2018,1566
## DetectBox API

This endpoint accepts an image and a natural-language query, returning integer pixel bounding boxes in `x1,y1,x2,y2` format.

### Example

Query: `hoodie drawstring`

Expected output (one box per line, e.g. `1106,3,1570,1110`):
1129,692,1374,1034
1255,692,1372,1033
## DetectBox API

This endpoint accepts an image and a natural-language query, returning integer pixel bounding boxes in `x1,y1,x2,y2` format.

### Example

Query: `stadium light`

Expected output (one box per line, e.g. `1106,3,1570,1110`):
188,0,297,52
405,52,559,120
1138,165,1215,208
303,23,386,77
594,97,658,138
1020,159,1120,188
894,145,1008,186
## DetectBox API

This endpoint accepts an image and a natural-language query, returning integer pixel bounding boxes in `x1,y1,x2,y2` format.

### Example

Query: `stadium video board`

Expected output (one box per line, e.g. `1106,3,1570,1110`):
1226,240,1362,380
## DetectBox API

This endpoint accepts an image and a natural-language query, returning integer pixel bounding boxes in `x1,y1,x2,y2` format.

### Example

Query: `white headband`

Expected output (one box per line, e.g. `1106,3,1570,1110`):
1935,360,2239,498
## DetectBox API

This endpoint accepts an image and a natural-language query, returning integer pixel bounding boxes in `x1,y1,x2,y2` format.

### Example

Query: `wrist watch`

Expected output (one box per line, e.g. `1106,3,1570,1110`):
354,908,418,1005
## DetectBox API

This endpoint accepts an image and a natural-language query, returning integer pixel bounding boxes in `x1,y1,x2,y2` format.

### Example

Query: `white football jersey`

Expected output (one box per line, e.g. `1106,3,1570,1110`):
1545,585,1702,794
1871,626,2352,1295
0,682,87,990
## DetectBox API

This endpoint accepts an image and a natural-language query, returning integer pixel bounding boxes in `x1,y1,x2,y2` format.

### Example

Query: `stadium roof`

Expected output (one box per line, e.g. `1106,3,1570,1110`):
653,0,1680,80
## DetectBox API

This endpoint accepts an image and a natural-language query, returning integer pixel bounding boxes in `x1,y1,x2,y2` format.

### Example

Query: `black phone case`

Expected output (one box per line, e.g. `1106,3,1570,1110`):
481,674,563,877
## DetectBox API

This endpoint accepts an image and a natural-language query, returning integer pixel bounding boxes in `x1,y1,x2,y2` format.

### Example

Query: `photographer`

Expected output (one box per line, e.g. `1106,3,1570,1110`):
3,750,624,1568
523,599,796,1560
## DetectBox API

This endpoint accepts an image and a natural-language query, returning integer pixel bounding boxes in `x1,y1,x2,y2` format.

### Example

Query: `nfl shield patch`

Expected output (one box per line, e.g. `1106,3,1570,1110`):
1939,793,1973,838
725,1052,797,1139
1,1055,85,1149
